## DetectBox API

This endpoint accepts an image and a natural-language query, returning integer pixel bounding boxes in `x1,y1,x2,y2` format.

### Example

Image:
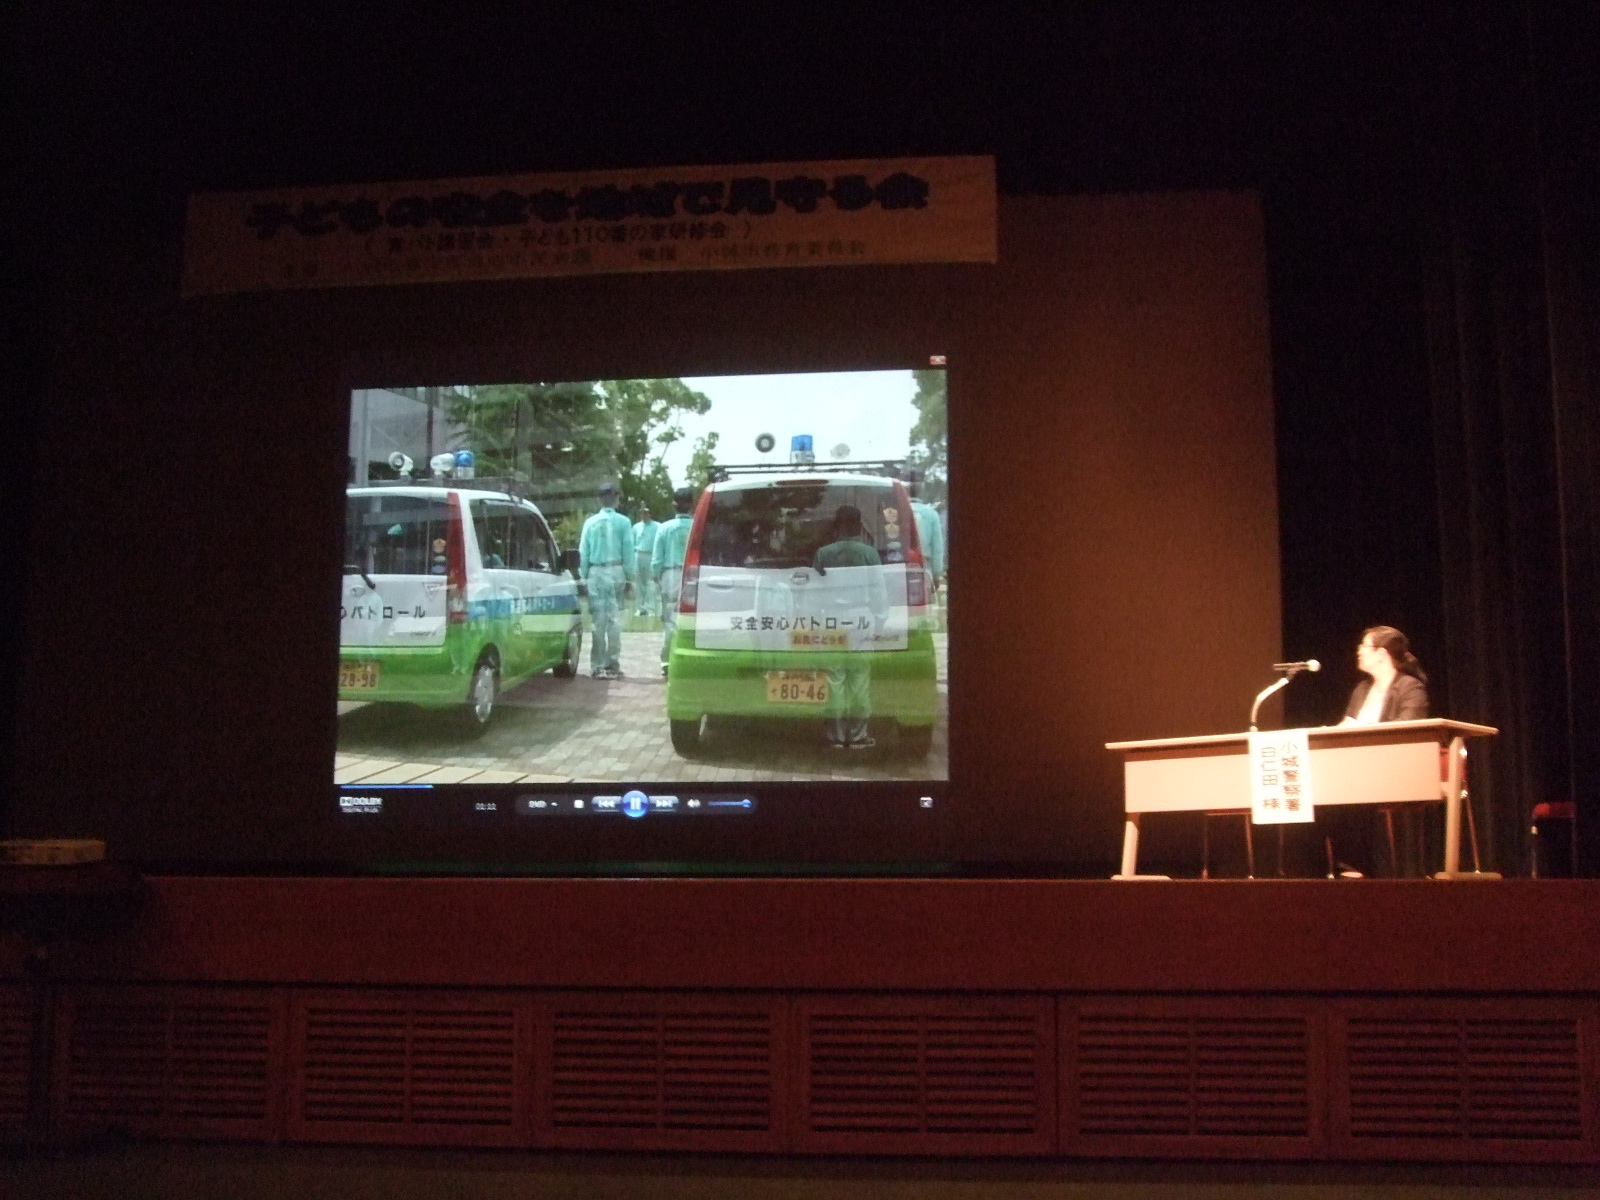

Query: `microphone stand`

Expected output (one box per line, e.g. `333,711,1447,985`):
1246,663,1318,877
1250,662,1317,731
1249,676,1291,732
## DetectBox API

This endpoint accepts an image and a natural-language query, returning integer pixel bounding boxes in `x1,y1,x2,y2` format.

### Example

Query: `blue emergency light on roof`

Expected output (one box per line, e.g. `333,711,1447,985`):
790,435,813,454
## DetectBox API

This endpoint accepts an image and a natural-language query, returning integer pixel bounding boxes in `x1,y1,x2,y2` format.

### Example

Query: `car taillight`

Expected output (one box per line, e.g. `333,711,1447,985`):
893,482,927,609
678,565,699,613
446,492,468,624
675,487,714,614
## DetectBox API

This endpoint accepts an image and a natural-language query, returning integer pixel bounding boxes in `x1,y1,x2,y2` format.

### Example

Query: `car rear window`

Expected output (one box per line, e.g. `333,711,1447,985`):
346,494,451,575
699,482,909,569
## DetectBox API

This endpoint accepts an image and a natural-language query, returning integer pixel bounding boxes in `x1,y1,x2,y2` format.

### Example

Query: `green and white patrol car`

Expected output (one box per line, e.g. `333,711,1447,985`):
339,486,582,734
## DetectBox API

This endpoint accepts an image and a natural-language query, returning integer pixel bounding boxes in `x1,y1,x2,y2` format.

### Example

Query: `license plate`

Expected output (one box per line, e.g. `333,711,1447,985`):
766,670,829,705
340,661,379,690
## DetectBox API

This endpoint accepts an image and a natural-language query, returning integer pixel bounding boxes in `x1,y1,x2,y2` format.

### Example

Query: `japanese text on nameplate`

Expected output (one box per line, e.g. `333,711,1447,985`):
1249,729,1315,824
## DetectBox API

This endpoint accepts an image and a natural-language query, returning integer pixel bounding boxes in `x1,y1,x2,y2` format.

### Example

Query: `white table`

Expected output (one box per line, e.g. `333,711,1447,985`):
1105,719,1499,879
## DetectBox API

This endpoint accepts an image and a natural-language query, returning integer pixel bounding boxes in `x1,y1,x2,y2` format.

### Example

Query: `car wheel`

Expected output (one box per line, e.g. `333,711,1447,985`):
553,625,581,678
670,716,704,756
458,657,499,736
898,722,934,759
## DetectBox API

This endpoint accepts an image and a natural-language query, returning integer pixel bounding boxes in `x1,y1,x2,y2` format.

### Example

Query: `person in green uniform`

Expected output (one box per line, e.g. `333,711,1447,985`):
578,481,634,679
652,486,696,677
631,506,660,617
812,504,887,750
903,467,945,599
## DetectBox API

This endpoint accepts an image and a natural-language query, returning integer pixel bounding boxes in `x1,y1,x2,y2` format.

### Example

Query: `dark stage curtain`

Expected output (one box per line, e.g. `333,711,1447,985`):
1528,2,1600,876
1273,3,1596,876
1403,3,1596,874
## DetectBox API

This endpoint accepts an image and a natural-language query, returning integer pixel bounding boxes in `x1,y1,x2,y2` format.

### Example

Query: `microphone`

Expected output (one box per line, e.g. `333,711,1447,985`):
1251,660,1321,730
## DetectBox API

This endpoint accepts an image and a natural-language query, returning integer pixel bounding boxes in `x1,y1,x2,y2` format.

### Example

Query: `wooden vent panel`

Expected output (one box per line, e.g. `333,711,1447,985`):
662,1012,774,1132
798,996,1055,1155
1333,1001,1594,1158
169,998,278,1122
808,1012,920,1134
289,992,527,1146
53,987,283,1139
410,1007,519,1126
0,987,34,1126
299,1005,407,1124
541,995,783,1151
1063,999,1322,1157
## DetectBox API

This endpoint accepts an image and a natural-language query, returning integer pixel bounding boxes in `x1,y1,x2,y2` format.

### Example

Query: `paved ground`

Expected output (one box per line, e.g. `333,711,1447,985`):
336,630,948,785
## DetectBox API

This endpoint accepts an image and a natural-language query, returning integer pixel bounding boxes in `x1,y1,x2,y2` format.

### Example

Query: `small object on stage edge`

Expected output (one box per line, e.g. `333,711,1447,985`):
1,839,107,866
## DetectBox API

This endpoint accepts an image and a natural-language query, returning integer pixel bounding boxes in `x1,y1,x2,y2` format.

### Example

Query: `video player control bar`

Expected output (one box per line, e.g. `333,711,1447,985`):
517,791,756,818
336,786,758,819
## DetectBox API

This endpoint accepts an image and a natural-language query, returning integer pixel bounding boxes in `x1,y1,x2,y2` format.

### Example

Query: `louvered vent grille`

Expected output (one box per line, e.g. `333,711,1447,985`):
410,1008,517,1126
301,1006,407,1124
63,998,169,1121
169,1001,274,1121
663,1012,772,1131
1347,1018,1583,1141
299,1002,517,1128
0,988,36,1124
58,991,278,1132
551,1013,655,1129
1077,1014,1310,1139
1078,1015,1188,1136
927,1014,1041,1134
550,1008,774,1133
808,1011,1042,1136
810,1014,920,1133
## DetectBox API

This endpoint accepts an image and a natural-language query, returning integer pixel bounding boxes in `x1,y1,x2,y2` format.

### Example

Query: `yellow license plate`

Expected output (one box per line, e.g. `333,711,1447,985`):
340,661,379,690
766,670,829,705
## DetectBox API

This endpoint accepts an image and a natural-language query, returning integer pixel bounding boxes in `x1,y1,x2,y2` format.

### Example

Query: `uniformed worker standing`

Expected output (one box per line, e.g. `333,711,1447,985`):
579,481,634,679
903,468,945,601
812,505,888,750
631,506,660,617
652,486,696,677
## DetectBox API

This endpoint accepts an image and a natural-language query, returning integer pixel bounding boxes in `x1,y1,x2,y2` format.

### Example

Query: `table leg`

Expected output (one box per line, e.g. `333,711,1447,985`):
1119,814,1139,877
1113,812,1171,880
1437,736,1497,878
1443,735,1464,876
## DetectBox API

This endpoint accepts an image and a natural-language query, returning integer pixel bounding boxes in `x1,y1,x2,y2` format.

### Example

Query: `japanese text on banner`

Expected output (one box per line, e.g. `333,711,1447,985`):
182,156,996,295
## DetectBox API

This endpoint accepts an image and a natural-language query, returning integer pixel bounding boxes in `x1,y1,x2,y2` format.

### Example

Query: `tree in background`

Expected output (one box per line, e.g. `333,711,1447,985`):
447,381,612,482
597,378,711,519
685,431,720,492
907,368,947,504
445,378,712,544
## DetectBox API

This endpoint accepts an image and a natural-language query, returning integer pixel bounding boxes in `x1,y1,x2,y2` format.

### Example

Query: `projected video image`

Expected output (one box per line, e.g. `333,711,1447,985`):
334,368,949,786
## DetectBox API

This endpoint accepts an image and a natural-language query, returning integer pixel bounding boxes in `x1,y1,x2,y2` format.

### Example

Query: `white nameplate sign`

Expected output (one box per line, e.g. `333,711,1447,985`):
1248,728,1315,824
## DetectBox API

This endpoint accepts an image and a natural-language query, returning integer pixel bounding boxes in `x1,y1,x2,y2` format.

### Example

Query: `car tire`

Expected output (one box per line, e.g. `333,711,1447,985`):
458,657,499,737
670,716,704,756
553,625,581,678
898,722,934,759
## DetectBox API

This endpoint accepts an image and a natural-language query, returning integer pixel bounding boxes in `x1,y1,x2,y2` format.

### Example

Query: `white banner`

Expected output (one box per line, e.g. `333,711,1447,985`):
1248,729,1316,824
182,156,997,296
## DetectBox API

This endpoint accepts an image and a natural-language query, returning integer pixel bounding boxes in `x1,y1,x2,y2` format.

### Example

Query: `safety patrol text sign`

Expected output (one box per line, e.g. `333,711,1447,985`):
1248,729,1316,824
182,156,997,296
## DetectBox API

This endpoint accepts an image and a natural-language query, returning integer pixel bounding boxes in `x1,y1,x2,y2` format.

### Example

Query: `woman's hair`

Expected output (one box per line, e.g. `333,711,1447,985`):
1365,625,1427,685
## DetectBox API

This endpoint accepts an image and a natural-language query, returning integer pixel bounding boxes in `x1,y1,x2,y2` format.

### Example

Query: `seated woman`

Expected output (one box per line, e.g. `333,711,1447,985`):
1341,625,1429,724
1326,625,1429,876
